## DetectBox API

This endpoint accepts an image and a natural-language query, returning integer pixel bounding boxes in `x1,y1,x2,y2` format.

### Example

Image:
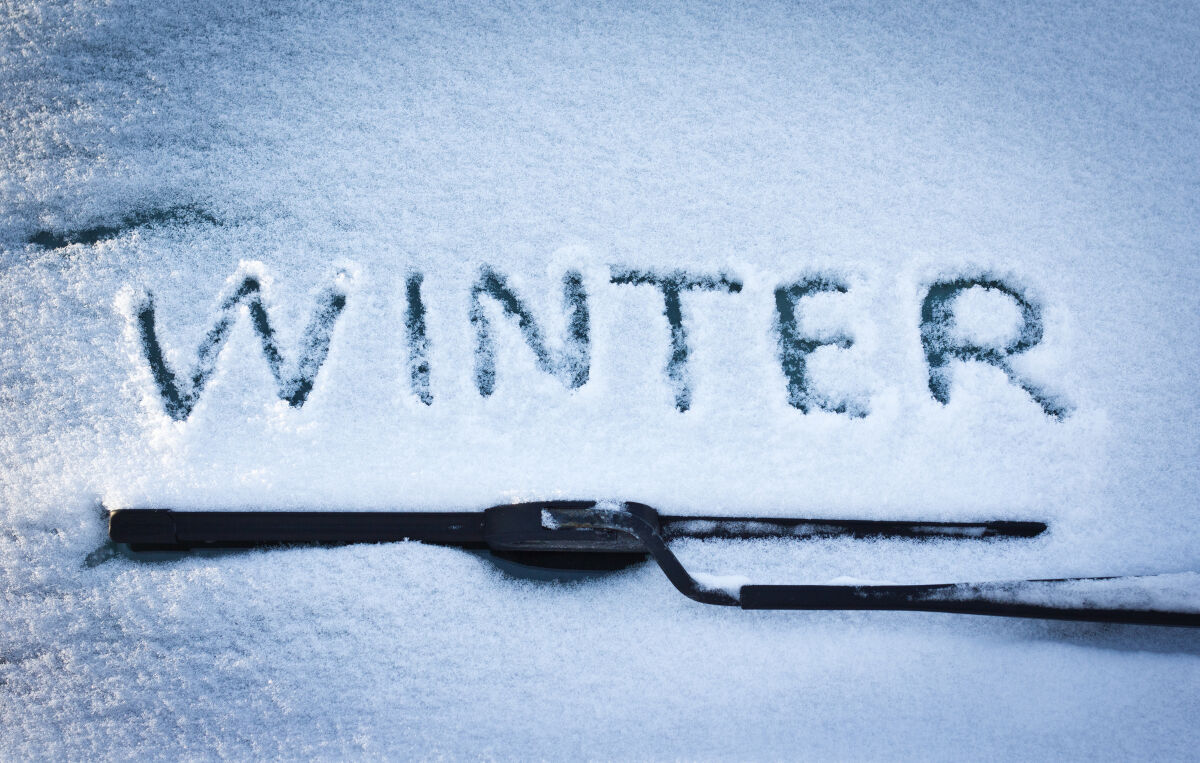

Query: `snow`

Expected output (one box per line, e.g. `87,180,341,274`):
3,0,1200,758
948,285,1026,350
691,571,752,597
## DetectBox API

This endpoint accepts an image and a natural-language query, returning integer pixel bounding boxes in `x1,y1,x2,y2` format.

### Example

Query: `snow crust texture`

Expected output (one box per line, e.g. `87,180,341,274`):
2,0,1199,758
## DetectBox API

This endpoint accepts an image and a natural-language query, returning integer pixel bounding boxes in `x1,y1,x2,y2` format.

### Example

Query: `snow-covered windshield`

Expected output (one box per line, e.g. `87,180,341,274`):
3,1,1198,758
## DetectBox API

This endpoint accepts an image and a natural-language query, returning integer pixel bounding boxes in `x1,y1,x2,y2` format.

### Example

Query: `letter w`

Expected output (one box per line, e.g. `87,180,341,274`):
133,269,350,421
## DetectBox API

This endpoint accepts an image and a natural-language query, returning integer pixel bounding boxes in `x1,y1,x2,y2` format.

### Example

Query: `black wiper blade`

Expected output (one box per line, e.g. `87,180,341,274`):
108,502,1044,550
109,508,488,548
107,501,1199,627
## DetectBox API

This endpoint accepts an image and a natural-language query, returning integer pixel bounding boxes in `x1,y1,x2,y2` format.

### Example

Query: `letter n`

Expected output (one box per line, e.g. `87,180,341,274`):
470,268,590,396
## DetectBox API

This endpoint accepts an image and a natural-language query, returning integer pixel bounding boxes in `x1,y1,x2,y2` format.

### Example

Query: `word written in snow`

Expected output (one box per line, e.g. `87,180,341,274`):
131,268,1069,421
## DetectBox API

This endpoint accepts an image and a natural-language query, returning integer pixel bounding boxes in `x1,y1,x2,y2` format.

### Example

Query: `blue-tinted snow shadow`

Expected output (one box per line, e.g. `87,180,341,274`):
753,609,1200,656
1018,618,1200,656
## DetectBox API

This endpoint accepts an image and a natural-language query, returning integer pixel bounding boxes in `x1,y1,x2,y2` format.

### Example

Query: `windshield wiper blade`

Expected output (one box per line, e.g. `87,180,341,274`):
108,502,1043,549
107,501,1198,627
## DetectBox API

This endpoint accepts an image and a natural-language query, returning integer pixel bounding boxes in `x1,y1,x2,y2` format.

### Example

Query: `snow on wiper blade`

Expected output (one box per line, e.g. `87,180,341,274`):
659,517,1045,541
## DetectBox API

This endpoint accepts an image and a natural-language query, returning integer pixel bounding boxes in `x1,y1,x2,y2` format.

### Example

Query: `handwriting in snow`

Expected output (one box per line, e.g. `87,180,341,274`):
129,267,1070,421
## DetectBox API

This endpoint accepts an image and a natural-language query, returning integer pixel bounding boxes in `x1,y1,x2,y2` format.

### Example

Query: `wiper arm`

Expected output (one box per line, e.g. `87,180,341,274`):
107,501,1198,627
